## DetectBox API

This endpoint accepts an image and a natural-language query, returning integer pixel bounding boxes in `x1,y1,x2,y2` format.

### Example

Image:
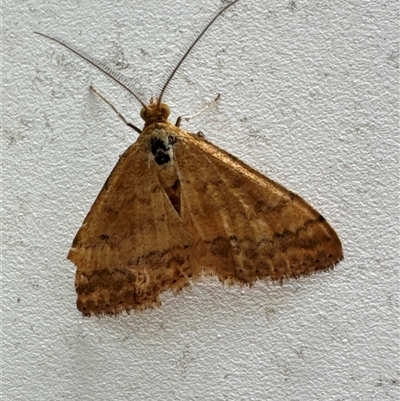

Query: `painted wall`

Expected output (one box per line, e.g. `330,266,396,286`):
3,0,398,399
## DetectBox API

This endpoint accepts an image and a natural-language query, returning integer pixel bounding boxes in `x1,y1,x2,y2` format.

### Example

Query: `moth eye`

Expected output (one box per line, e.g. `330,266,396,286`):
168,135,177,145
159,103,171,119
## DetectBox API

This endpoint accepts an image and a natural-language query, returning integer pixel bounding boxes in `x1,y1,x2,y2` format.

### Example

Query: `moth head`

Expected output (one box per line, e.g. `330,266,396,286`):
34,1,239,136
140,100,171,125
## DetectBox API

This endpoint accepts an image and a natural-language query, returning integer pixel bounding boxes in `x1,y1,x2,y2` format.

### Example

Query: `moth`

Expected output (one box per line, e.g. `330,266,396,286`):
36,0,342,315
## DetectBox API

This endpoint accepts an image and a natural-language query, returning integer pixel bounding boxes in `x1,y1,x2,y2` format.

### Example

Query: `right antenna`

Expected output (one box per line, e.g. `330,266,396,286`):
157,0,239,106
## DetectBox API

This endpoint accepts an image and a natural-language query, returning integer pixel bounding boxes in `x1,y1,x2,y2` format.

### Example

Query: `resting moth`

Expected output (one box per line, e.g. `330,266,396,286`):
36,0,342,315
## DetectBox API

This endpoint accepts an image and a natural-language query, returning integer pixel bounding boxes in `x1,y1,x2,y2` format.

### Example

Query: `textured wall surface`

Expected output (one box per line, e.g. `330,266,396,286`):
3,0,398,400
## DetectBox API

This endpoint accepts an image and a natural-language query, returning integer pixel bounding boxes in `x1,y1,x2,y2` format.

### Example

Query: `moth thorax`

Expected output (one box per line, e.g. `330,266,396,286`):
149,128,175,166
140,102,170,124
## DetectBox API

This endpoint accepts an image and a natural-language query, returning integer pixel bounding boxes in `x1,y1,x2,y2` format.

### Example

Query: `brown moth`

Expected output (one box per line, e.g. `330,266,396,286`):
36,0,342,315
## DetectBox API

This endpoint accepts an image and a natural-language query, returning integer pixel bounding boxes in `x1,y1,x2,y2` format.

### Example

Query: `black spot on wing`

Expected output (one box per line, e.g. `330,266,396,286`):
155,152,170,165
150,137,172,166
150,137,169,154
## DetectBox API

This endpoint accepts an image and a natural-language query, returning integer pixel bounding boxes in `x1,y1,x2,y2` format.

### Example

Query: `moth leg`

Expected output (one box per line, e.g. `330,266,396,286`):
89,85,142,134
175,93,220,127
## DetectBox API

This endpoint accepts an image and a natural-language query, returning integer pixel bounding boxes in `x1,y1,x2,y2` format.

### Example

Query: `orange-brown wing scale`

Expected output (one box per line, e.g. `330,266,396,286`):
69,122,342,315
68,137,192,315
174,129,343,284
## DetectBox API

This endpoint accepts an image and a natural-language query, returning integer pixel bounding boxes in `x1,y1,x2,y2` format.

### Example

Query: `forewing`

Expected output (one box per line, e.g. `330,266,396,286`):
68,140,192,315
175,132,343,284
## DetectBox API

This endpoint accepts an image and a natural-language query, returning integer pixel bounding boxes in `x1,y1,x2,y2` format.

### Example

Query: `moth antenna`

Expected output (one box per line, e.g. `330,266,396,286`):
157,0,239,106
34,32,148,109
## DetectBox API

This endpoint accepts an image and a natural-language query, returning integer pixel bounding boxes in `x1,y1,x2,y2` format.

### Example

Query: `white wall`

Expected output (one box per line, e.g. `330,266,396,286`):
3,0,398,400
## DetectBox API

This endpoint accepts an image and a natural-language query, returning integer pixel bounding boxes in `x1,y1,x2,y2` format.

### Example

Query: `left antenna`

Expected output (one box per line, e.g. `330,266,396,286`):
34,32,147,109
